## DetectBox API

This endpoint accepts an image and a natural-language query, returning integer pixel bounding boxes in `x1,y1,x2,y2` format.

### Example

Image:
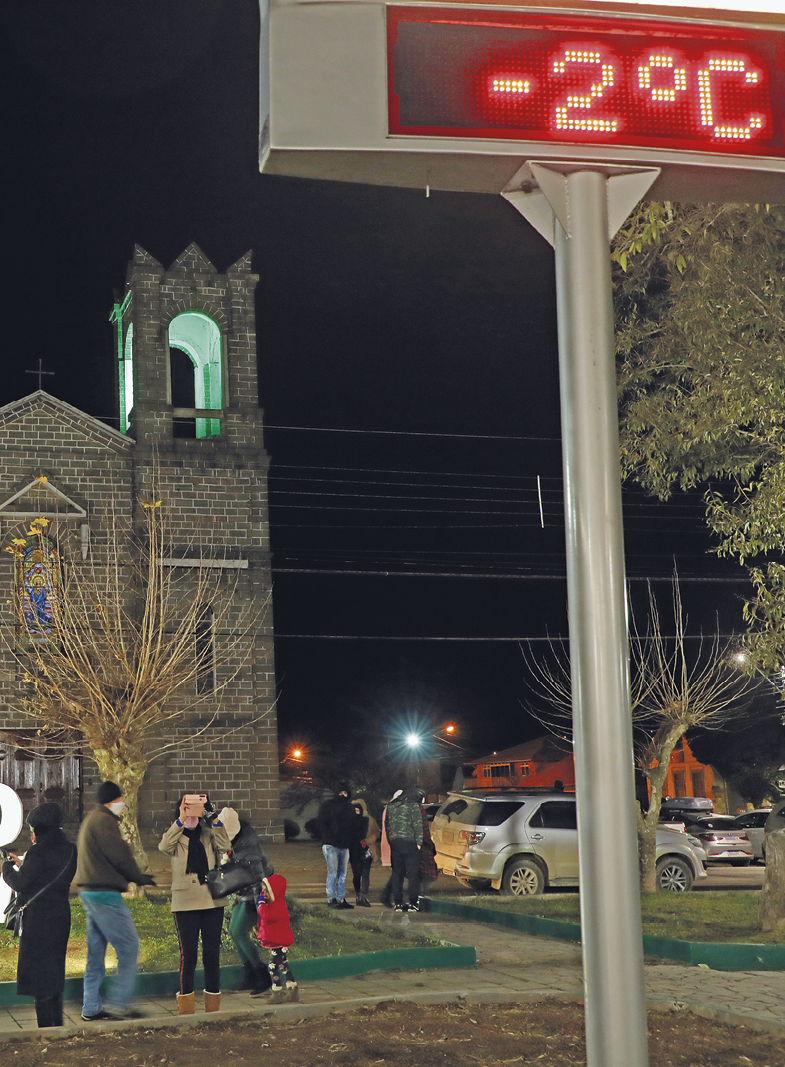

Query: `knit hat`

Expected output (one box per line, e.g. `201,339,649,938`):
28,801,64,832
96,781,122,804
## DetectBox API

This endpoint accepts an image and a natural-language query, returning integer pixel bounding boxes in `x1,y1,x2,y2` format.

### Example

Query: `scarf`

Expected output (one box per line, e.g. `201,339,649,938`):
182,824,210,884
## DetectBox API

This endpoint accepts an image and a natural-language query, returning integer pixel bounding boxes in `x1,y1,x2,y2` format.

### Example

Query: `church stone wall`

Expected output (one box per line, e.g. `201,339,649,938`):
0,244,282,843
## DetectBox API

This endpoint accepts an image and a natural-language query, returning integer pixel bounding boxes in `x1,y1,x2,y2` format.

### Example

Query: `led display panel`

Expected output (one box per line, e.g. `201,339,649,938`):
388,7,785,159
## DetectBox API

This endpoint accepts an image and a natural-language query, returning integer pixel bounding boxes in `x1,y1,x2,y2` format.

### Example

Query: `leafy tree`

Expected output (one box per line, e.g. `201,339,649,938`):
2,501,267,872
613,202,785,669
613,201,785,921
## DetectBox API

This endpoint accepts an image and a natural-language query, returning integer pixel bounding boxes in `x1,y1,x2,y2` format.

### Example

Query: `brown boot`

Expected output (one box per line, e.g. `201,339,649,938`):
203,991,221,1013
268,986,286,1004
176,992,195,1015
285,982,299,1003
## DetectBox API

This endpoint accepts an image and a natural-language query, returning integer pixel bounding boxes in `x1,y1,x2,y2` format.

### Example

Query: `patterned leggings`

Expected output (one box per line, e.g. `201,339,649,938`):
268,946,294,988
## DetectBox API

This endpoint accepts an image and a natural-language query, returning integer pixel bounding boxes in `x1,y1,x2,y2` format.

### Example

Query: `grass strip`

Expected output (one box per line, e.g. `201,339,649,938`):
0,894,438,982
456,890,785,944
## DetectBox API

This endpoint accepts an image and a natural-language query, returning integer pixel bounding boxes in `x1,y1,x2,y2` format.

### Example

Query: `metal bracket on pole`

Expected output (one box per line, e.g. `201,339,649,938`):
502,161,660,246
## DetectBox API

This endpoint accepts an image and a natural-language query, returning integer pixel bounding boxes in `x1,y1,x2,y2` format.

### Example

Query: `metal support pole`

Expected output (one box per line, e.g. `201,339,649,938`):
504,162,659,1067
556,169,648,1067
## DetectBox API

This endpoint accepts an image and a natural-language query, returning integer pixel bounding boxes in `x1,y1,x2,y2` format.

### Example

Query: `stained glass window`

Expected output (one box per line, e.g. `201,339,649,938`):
15,534,60,642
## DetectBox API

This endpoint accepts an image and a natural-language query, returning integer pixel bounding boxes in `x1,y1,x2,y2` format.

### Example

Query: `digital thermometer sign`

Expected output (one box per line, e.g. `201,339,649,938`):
388,8,785,159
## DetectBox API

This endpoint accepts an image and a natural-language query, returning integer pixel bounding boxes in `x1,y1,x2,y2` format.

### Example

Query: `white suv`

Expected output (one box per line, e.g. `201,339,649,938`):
431,790,708,894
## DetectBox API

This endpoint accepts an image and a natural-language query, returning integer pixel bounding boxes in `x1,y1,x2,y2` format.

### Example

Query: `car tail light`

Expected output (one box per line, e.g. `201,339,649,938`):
700,833,717,842
737,832,749,841
459,830,486,845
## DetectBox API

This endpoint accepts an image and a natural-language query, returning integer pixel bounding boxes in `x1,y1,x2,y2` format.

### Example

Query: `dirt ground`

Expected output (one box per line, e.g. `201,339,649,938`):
4,1000,784,1067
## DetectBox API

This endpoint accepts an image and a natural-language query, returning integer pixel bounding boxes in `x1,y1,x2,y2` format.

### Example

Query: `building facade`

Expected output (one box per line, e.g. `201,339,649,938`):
0,244,280,839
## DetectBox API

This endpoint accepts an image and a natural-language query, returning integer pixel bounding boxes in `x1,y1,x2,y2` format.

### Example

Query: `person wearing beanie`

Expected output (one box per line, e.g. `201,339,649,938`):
316,783,356,909
75,781,156,1021
2,802,77,1028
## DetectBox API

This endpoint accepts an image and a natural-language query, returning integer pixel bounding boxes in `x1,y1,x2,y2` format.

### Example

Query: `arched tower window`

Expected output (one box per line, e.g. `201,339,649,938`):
168,312,223,439
119,323,134,434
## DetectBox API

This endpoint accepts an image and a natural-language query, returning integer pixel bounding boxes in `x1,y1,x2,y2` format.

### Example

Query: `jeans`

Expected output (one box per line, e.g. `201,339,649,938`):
322,844,349,901
80,892,140,1016
389,839,421,905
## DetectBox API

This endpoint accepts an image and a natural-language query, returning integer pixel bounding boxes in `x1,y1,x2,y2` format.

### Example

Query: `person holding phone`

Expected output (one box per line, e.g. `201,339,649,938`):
2,803,77,1028
159,793,231,1015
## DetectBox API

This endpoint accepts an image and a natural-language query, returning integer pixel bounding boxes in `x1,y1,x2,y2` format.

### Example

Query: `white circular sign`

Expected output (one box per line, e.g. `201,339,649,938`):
0,783,25,847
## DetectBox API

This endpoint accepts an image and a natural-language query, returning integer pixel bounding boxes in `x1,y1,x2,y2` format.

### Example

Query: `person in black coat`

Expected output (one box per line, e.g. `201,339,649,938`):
316,783,356,909
2,802,77,1028
348,799,372,907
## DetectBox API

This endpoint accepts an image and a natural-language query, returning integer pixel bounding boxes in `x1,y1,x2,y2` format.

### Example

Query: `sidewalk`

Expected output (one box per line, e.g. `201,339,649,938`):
1,840,782,1038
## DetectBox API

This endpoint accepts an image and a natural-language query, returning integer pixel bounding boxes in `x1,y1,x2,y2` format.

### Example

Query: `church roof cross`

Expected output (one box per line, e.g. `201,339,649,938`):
26,359,55,390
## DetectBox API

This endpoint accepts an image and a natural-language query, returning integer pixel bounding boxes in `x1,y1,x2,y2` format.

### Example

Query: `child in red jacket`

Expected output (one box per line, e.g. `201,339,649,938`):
256,874,298,1003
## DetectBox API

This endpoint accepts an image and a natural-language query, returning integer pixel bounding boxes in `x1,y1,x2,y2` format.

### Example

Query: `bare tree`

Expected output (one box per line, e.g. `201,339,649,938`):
2,497,269,872
524,581,755,892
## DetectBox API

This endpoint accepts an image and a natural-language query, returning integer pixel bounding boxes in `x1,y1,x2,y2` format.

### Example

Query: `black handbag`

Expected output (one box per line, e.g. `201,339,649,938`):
4,894,22,937
205,859,255,899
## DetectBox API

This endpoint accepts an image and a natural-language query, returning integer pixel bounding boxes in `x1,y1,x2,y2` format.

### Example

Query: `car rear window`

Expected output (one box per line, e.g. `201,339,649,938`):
475,801,525,826
438,799,526,826
689,817,736,831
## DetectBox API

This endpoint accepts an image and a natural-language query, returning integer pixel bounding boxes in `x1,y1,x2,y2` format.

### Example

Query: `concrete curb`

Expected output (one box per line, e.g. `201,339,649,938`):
1,989,783,1045
0,945,476,1007
423,897,785,971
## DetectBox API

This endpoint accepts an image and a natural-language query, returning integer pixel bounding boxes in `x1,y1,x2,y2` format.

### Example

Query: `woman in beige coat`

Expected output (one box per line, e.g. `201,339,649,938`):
159,794,231,1015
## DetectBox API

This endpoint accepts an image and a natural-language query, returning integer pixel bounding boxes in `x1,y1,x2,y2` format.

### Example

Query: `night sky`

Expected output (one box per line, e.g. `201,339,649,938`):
1,2,747,758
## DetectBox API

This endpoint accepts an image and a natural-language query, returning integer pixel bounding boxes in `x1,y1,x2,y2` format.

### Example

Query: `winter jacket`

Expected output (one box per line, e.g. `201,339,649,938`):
385,798,423,845
228,821,274,901
256,873,294,948
159,819,232,912
2,830,77,998
317,794,356,849
75,803,148,891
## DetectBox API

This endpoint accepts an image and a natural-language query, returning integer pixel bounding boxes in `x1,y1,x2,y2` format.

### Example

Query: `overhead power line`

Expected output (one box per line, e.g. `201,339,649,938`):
266,423,561,443
271,567,747,582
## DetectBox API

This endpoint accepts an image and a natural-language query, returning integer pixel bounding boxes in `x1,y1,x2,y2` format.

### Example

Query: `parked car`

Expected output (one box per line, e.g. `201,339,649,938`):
731,809,771,863
680,815,753,865
430,790,707,895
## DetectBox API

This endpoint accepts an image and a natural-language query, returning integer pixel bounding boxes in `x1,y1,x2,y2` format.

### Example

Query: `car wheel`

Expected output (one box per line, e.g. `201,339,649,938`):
501,857,545,896
655,856,694,892
455,877,492,890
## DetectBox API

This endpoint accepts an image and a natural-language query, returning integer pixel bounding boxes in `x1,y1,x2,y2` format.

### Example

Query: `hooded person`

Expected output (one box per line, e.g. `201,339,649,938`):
1,802,77,1028
316,783,356,909
386,784,425,912
348,798,376,907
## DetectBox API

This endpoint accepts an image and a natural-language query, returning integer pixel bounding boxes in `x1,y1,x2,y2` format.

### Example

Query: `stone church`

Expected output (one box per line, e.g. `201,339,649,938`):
0,244,280,840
